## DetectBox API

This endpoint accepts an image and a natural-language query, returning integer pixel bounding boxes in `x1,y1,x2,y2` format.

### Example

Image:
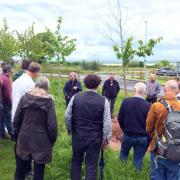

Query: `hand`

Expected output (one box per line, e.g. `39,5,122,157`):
73,86,77,90
102,139,109,149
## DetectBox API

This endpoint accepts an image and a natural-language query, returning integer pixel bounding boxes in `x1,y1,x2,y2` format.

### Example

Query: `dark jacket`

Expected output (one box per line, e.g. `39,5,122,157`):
13,70,24,81
13,88,57,164
63,79,82,100
118,97,151,137
102,79,120,99
72,91,105,141
0,73,12,108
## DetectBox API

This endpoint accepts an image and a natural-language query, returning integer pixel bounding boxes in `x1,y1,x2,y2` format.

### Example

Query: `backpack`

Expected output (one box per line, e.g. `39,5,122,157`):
156,100,180,161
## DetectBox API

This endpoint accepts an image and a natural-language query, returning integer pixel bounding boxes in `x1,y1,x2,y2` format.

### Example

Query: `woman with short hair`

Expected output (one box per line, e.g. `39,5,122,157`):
13,76,57,180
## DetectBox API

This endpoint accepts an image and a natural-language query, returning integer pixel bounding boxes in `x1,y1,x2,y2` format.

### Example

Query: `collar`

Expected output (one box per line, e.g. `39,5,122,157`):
133,95,144,99
86,89,97,93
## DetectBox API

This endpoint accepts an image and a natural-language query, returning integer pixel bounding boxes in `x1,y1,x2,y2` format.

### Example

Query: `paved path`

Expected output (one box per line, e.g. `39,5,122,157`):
41,73,164,95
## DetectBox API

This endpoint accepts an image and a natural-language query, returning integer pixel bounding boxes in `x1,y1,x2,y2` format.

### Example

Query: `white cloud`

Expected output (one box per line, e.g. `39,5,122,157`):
0,0,180,62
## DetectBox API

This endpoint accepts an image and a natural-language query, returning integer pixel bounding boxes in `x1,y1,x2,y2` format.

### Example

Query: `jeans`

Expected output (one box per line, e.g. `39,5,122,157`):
0,104,13,137
150,152,180,180
120,134,148,170
107,97,116,115
15,155,45,180
71,136,102,180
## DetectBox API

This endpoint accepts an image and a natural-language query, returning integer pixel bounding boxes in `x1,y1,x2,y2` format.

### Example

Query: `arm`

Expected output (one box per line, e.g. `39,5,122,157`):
154,83,161,95
102,82,106,96
64,96,75,133
47,99,58,144
63,82,69,98
77,81,82,92
116,81,120,93
117,100,125,130
146,104,156,135
13,97,23,140
103,98,112,143
3,78,12,107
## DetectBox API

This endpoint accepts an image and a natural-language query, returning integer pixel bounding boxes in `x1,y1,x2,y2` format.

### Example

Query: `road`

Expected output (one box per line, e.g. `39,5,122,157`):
41,73,163,95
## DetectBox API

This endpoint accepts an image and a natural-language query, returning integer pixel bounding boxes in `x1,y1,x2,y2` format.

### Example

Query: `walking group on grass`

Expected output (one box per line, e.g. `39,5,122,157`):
0,59,180,180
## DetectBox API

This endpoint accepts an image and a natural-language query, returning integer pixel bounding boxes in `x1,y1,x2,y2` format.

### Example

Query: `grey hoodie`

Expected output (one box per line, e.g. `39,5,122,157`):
146,81,161,98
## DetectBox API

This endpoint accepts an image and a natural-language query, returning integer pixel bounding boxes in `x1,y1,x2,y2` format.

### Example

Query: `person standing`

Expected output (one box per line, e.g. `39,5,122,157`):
0,64,14,139
13,59,32,81
12,62,41,178
63,72,82,107
146,80,180,180
14,76,57,180
102,73,120,116
118,82,151,170
146,73,161,103
65,74,112,180
12,62,41,121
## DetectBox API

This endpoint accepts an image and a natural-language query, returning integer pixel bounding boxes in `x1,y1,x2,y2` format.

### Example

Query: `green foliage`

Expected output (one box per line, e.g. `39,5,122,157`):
81,60,101,72
113,37,136,67
136,37,163,58
0,19,17,61
16,17,76,63
156,60,170,68
54,17,76,62
128,60,144,68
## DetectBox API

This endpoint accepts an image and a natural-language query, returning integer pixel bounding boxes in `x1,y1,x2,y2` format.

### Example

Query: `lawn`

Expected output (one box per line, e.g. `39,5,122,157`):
0,78,150,180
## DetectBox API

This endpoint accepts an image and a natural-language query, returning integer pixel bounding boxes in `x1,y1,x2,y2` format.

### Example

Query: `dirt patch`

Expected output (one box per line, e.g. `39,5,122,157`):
108,118,123,151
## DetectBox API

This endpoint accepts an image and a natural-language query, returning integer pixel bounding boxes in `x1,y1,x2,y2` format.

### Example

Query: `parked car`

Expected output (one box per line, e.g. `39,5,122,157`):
156,68,178,76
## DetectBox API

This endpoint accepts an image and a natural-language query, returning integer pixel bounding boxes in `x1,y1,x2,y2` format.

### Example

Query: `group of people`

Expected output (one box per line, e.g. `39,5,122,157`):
0,61,57,180
0,60,180,180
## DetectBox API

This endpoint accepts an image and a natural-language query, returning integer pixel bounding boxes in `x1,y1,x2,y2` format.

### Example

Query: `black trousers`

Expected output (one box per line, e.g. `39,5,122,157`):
146,96,157,104
71,136,102,180
107,97,116,116
15,155,45,180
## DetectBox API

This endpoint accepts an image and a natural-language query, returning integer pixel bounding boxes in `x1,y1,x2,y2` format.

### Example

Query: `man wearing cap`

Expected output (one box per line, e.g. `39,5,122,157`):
0,64,14,139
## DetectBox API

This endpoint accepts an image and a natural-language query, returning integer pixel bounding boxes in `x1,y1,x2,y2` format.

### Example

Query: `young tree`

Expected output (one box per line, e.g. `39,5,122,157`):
0,19,17,62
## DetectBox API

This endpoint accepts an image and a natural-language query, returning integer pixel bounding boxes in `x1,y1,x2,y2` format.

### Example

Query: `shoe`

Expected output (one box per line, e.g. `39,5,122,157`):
25,171,34,179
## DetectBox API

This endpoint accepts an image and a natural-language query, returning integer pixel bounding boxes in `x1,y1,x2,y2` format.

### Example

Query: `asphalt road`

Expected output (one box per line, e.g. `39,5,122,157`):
41,73,164,96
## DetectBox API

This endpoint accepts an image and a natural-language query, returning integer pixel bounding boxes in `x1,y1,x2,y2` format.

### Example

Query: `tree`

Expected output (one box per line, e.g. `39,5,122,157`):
103,0,162,95
54,17,76,62
156,60,170,67
0,19,17,62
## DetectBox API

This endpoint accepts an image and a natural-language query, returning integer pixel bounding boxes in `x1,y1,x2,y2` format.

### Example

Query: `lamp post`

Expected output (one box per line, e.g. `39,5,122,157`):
144,21,148,81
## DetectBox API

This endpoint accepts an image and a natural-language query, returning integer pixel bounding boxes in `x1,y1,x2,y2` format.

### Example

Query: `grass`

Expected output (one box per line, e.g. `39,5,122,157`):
0,78,151,180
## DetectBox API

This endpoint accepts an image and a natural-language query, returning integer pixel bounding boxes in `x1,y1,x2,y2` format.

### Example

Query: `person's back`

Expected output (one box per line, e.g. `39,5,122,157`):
118,97,150,137
72,91,105,139
118,82,150,170
65,74,111,180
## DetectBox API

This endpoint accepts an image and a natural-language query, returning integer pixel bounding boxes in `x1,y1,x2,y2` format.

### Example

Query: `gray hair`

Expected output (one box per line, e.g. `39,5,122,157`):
35,76,50,91
165,80,178,93
134,82,146,95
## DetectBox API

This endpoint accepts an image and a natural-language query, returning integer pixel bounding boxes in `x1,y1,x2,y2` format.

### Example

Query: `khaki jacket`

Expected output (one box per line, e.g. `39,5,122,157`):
146,93,180,152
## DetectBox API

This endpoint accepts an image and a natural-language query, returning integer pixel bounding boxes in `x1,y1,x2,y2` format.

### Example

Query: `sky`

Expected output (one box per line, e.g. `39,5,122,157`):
0,0,180,63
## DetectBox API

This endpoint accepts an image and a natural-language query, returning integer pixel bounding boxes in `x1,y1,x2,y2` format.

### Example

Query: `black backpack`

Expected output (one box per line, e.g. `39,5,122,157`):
156,100,180,161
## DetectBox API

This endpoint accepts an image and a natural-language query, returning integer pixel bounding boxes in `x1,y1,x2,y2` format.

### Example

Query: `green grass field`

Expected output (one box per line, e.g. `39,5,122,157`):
0,78,150,180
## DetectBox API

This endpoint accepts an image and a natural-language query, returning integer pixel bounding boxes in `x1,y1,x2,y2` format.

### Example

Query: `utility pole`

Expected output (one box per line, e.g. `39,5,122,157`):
144,21,148,81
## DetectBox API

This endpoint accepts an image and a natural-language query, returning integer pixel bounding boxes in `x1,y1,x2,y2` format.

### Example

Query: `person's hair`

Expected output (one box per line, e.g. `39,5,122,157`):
165,80,179,93
21,59,32,70
69,72,77,79
2,64,12,73
178,82,180,91
134,82,146,95
35,76,50,91
27,62,41,73
84,74,101,89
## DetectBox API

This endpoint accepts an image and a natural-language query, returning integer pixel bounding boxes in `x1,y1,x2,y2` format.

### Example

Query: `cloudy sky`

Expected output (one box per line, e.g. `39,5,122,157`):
0,0,180,63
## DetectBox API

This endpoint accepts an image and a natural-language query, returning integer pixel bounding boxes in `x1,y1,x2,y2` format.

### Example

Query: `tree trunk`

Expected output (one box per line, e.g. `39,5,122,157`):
122,65,127,96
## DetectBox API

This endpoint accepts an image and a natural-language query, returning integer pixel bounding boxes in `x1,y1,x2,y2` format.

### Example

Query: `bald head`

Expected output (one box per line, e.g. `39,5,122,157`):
164,80,179,95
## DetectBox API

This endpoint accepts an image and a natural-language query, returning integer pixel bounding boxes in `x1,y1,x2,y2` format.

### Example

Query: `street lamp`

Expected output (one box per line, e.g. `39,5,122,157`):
144,21,148,81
